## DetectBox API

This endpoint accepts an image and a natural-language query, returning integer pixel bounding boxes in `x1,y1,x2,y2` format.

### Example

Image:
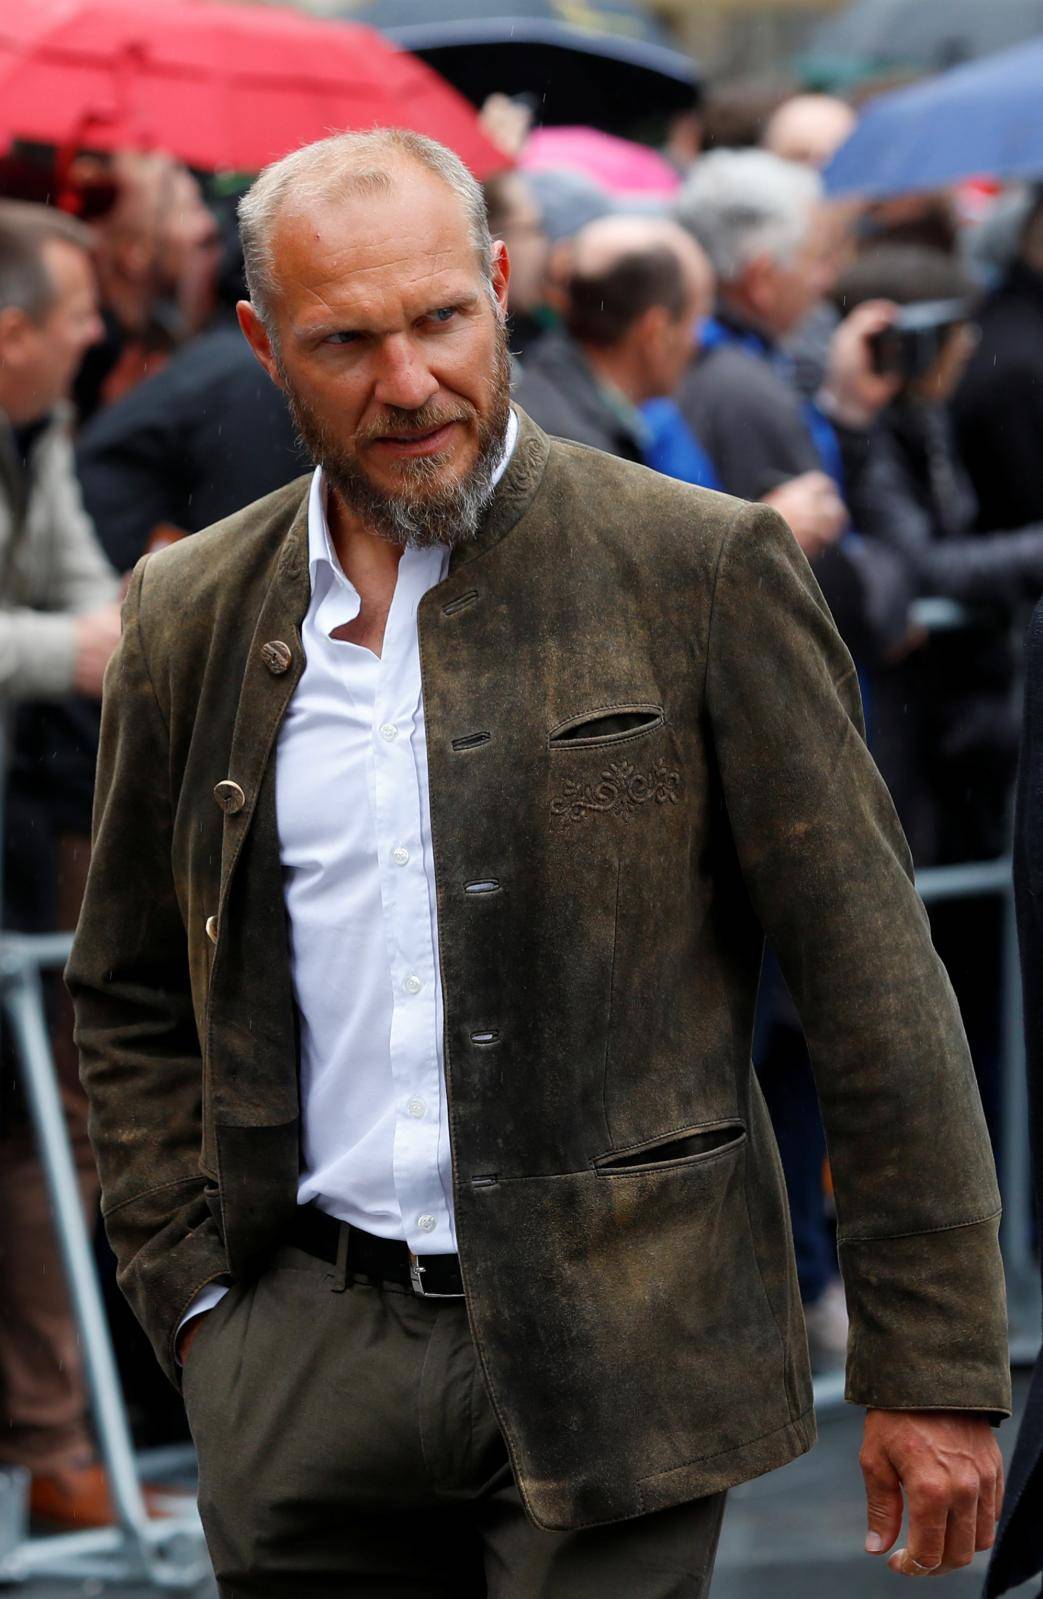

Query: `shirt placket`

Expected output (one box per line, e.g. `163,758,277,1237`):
373,554,452,1254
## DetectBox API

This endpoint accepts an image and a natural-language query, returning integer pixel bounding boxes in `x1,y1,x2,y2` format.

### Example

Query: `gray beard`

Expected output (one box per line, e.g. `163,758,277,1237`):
283,334,512,550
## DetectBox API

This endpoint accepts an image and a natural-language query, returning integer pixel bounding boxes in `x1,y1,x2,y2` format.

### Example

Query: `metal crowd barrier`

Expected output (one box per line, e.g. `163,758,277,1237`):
0,862,1036,1573
0,931,210,1588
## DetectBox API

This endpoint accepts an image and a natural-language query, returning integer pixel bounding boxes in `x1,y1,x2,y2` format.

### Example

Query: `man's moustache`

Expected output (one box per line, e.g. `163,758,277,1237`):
358,408,473,442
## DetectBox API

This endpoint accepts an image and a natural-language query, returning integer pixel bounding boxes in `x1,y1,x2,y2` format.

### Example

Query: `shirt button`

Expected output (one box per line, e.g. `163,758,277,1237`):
417,1215,436,1233
391,846,410,866
379,723,398,741
407,1097,426,1118
404,974,423,995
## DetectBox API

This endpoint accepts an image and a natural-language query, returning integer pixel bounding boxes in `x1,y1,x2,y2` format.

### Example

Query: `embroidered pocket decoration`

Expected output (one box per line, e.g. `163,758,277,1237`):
551,758,681,822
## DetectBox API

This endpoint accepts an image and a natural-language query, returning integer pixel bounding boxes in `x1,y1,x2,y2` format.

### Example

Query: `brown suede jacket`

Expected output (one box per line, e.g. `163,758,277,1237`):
68,408,1010,1532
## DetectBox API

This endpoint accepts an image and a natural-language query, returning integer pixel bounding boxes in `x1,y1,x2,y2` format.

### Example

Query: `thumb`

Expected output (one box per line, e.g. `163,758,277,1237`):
863,1456,903,1554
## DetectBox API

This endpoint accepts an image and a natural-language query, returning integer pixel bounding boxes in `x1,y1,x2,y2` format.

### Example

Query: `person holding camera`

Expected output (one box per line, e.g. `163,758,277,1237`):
834,244,1043,869
672,149,915,669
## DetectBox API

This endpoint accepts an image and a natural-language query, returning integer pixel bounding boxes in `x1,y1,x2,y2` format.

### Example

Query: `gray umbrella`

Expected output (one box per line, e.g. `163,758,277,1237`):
800,0,1043,89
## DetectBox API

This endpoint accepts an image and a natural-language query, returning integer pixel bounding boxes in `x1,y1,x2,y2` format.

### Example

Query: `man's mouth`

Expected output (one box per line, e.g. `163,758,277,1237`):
371,420,461,458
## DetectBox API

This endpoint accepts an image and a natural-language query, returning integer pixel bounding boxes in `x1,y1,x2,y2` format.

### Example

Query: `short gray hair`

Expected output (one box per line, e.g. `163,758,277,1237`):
238,128,493,329
0,202,94,321
674,150,822,282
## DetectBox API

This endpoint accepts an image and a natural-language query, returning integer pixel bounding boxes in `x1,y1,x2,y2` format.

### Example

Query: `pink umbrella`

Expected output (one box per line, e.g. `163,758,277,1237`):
520,125,680,199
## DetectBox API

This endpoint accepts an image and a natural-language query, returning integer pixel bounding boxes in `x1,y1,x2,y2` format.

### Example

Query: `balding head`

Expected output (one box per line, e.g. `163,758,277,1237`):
563,213,713,403
565,214,713,349
762,95,856,169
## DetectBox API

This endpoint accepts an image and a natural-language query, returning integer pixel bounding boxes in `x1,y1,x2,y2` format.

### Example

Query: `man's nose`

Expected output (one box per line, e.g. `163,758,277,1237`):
372,334,439,411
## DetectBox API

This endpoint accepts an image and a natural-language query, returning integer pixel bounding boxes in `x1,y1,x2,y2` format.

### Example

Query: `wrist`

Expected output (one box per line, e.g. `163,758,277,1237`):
816,383,876,431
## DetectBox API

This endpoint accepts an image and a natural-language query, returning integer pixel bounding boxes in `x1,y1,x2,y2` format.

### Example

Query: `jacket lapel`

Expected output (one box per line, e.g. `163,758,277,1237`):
216,489,311,921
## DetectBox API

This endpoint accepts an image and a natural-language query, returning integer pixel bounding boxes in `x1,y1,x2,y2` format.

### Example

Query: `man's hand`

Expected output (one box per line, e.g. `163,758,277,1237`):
761,471,848,561
820,300,903,428
860,1409,1003,1576
73,601,123,698
176,1311,211,1367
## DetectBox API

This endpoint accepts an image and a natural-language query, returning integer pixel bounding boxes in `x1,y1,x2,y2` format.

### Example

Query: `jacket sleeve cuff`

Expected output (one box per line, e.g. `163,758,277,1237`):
104,1182,229,1390
840,1215,1012,1419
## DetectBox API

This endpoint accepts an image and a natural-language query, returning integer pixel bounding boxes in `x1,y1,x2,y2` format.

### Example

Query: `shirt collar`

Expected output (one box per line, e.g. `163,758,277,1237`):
307,405,519,579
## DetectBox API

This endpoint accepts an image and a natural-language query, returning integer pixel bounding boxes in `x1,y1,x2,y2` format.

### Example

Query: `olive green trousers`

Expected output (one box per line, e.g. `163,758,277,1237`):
182,1244,727,1598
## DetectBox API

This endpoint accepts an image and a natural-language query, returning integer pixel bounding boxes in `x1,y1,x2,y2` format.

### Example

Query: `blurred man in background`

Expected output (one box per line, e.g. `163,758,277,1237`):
77,199,306,576
0,202,122,1529
73,150,221,421
674,147,910,665
483,171,552,362
513,214,712,459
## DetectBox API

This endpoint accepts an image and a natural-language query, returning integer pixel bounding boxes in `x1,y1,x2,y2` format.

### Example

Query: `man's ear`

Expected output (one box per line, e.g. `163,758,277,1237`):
236,300,284,390
635,301,672,360
741,253,776,322
0,305,34,371
490,238,511,321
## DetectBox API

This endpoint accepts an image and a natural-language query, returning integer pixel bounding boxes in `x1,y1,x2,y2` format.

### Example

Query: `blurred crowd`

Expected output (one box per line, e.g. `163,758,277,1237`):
2,80,1042,1528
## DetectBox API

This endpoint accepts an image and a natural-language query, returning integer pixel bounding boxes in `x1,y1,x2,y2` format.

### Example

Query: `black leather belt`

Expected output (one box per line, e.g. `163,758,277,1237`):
287,1206,465,1298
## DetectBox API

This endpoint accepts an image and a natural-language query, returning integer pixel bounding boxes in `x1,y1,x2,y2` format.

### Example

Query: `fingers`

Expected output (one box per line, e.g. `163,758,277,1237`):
974,1451,1003,1554
845,298,899,336
861,1449,903,1555
889,1458,1003,1575
887,1478,949,1575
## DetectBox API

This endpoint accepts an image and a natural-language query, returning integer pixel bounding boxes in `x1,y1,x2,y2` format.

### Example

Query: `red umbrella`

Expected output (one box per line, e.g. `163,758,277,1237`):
0,0,507,176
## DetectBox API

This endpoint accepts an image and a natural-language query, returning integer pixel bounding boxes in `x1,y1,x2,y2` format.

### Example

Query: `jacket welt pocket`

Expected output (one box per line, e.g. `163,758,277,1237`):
549,703,664,751
593,1121,746,1178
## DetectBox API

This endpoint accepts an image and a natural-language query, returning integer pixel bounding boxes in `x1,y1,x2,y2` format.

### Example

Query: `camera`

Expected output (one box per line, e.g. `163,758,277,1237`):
868,298,973,380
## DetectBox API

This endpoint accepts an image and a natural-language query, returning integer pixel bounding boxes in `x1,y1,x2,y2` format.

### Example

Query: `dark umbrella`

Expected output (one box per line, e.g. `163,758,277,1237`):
800,0,1043,90
338,0,700,131
823,36,1043,200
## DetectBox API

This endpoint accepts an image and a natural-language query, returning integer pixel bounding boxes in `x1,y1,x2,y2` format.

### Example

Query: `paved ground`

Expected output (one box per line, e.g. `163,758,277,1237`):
5,1373,1037,1598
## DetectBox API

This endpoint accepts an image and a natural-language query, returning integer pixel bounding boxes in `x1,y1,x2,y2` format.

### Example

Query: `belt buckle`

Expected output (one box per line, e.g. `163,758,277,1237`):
407,1249,463,1299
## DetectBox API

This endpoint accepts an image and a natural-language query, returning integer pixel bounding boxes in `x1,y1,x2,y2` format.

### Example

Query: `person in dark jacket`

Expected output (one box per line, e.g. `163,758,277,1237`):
513,214,712,463
953,189,1043,535
988,597,1043,1599
76,321,307,574
835,244,1043,867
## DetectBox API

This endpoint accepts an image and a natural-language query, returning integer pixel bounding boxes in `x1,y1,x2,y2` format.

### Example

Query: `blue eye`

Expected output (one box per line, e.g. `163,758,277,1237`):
430,307,456,324
325,331,359,346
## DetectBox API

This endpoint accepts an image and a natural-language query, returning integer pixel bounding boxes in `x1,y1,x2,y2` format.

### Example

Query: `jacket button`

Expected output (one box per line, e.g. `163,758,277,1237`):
261,640,292,675
205,915,218,944
213,780,246,814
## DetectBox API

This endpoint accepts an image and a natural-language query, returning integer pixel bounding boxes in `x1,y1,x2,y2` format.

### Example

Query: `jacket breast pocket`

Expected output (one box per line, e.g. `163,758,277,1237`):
593,1120,746,1178
549,703,664,752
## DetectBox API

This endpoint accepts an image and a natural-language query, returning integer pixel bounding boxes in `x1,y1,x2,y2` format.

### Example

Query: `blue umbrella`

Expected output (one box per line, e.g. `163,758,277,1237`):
823,35,1043,199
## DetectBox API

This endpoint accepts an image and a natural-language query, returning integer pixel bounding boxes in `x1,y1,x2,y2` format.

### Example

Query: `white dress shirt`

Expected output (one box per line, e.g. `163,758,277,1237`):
179,413,516,1339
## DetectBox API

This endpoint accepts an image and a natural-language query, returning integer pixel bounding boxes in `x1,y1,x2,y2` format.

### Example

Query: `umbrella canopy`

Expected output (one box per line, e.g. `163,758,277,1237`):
0,0,507,176
801,0,1043,89
338,0,699,130
521,126,679,197
823,36,1043,200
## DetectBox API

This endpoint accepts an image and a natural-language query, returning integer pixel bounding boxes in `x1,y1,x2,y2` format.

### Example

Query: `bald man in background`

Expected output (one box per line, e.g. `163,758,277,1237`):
762,94,857,170
516,215,847,561
512,215,712,462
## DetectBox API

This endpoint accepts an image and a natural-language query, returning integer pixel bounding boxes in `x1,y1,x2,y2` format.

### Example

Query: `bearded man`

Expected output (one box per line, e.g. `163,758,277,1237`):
68,130,1010,1598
